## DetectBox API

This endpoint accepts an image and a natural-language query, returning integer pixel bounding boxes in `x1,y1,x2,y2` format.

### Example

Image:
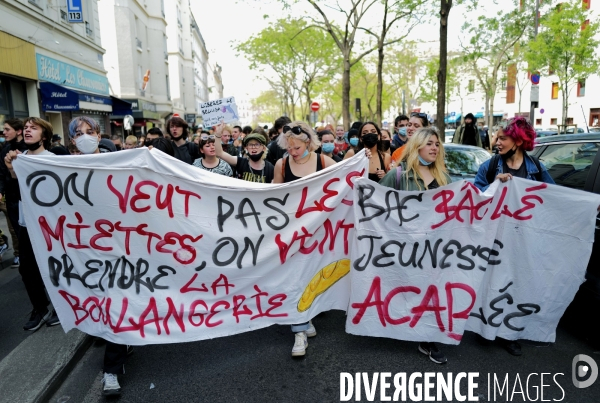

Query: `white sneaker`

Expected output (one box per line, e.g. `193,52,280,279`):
291,331,308,357
102,373,121,396
306,320,317,338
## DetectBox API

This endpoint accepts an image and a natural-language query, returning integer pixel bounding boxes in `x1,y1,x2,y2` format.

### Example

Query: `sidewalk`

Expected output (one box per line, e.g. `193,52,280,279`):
0,213,91,403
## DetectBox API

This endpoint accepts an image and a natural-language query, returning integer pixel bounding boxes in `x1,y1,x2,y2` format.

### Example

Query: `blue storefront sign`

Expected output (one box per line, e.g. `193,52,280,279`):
40,82,79,111
40,82,112,111
67,0,83,23
36,53,109,95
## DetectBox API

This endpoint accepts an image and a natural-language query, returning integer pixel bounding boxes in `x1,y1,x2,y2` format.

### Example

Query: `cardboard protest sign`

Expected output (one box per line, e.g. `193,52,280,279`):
200,96,239,128
347,178,599,344
14,149,368,345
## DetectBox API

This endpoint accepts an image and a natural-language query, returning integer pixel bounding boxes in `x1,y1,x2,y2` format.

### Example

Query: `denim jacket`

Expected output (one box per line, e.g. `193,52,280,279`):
474,153,555,191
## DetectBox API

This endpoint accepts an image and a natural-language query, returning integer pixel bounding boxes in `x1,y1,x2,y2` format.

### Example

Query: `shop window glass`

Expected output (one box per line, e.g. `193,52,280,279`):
10,81,27,113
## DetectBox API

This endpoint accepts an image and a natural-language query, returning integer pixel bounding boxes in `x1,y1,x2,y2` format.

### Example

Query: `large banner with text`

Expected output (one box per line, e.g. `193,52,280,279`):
14,151,599,345
347,178,600,344
14,149,367,345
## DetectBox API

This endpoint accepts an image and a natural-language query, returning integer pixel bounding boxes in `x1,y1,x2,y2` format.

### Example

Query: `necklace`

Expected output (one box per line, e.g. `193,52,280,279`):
293,152,311,165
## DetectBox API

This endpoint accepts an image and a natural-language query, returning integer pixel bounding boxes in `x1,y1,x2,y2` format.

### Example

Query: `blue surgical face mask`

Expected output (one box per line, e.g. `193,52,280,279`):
398,127,407,136
0,138,5,143
349,138,359,146
301,149,309,158
418,155,433,166
321,143,335,153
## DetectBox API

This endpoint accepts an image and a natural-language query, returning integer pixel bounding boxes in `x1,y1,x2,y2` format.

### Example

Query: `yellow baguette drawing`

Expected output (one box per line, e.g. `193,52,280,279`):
297,259,351,312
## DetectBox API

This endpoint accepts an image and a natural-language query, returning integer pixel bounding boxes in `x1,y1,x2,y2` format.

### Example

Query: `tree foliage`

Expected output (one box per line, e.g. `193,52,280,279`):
526,0,599,128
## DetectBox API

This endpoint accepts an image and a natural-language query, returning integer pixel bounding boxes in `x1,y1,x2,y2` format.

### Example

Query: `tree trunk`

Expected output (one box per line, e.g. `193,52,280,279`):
342,56,352,130
437,0,453,142
376,41,384,127
562,82,568,129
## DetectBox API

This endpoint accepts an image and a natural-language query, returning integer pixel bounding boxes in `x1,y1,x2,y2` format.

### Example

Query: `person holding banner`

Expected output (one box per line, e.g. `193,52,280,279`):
4,118,60,330
474,117,554,192
343,122,390,183
379,126,451,364
474,117,555,357
272,121,337,357
193,133,234,177
214,123,274,183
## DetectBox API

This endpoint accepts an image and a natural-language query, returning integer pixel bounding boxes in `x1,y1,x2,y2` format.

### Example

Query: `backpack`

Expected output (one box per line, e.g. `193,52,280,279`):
486,153,542,185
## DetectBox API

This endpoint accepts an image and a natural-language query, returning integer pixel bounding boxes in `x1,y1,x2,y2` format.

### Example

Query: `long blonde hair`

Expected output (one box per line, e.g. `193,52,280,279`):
403,127,448,190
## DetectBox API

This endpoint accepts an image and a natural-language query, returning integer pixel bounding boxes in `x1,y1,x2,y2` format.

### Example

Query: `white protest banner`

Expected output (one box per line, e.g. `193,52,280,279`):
14,149,367,345
200,96,239,128
347,178,599,345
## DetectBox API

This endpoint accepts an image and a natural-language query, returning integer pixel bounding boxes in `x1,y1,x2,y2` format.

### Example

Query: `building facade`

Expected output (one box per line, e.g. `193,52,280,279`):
98,0,171,138
1,0,115,137
190,12,209,127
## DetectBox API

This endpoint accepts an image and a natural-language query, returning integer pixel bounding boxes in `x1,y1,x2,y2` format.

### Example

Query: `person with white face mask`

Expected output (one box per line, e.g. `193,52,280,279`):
68,116,101,154
67,116,132,396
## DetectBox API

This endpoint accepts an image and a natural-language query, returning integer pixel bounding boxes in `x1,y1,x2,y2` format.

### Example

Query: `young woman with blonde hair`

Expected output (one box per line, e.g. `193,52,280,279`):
380,126,451,191
379,126,451,364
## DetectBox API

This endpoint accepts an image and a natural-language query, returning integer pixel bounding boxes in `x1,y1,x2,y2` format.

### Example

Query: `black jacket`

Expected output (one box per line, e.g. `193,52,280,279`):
0,140,27,203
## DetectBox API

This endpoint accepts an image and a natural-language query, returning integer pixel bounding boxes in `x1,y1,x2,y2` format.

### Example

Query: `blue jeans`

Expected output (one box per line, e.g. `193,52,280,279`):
291,322,309,333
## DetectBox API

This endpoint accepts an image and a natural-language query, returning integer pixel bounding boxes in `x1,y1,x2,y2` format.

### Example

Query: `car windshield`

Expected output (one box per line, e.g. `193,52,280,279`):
536,141,600,190
445,148,491,175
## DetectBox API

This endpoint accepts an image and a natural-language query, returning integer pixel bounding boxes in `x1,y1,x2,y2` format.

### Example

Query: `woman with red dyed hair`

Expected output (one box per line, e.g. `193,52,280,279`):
474,117,554,357
474,117,554,192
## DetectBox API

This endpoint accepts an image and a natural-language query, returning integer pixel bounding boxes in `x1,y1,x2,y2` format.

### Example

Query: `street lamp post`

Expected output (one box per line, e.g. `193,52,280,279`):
529,0,540,126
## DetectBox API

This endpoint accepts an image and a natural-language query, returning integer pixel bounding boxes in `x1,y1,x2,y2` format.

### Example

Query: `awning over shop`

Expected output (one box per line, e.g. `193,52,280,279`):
445,113,461,124
110,97,133,116
473,111,504,119
40,82,112,113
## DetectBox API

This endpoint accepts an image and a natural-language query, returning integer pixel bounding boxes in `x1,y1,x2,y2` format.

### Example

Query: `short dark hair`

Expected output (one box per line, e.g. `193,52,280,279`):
151,137,174,156
233,125,243,132
100,134,110,139
395,115,409,126
198,137,215,155
351,121,362,130
166,116,189,138
242,125,252,135
147,127,164,137
110,134,121,141
274,116,291,131
4,118,24,133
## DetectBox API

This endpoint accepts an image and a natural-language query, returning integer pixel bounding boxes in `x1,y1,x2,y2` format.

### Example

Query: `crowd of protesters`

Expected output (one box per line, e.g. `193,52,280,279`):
0,111,556,396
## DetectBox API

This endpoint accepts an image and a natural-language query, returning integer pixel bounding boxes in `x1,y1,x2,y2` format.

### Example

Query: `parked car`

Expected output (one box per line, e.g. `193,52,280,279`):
535,130,558,138
530,133,600,346
445,129,455,143
444,143,491,182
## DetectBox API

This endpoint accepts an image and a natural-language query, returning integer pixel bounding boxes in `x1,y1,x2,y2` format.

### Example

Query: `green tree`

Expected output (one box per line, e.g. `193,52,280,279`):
384,42,420,115
526,1,599,128
236,18,338,121
251,90,285,125
461,0,534,129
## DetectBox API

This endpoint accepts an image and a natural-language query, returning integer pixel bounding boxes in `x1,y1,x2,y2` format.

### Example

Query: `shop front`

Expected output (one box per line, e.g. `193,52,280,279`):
0,32,38,125
116,98,161,138
36,52,112,137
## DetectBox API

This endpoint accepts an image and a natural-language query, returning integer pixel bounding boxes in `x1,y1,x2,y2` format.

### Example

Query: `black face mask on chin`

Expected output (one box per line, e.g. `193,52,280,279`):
501,145,517,161
26,142,42,151
248,151,264,161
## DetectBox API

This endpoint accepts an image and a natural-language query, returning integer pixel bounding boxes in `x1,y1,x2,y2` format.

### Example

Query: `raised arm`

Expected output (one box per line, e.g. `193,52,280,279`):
215,122,238,166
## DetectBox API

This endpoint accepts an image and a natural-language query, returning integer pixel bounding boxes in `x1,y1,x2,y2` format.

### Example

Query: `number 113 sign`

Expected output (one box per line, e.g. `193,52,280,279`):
67,0,83,23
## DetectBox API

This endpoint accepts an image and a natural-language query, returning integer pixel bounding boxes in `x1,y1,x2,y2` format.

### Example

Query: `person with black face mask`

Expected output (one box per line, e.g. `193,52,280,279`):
214,123,275,183
343,121,391,182
145,127,163,147
452,112,482,147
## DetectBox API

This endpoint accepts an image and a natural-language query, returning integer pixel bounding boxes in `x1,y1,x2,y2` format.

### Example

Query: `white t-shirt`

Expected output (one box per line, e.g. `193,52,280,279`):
18,150,53,228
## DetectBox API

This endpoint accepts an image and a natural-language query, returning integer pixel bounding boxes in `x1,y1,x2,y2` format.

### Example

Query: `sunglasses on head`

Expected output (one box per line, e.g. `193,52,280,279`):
411,112,428,119
201,134,216,140
283,125,310,137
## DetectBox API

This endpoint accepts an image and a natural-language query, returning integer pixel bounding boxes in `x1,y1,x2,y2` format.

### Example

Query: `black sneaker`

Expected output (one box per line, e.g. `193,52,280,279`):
418,342,448,364
46,310,61,327
503,340,522,356
23,308,50,331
